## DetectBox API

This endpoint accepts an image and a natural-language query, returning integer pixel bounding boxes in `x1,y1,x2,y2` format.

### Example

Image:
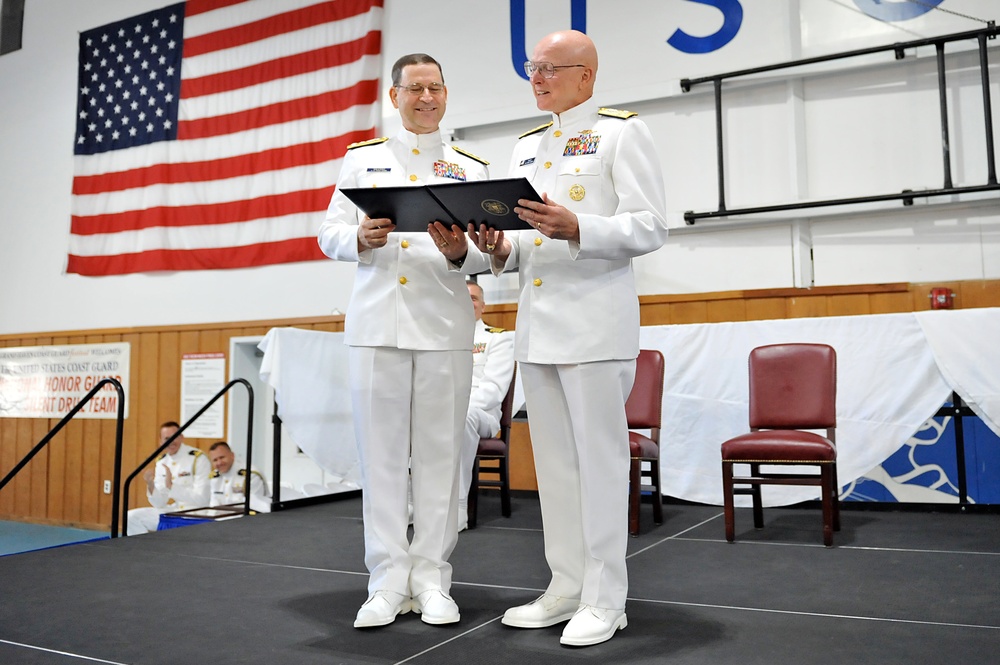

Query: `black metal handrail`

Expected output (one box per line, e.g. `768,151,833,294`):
120,378,254,536
680,23,999,224
0,378,125,537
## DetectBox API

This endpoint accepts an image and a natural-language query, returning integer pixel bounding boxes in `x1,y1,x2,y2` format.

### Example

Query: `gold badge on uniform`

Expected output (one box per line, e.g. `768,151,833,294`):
569,184,586,201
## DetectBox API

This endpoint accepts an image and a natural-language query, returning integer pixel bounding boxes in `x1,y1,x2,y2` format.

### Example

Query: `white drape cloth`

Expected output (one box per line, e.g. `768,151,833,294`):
258,327,361,486
258,309,1000,507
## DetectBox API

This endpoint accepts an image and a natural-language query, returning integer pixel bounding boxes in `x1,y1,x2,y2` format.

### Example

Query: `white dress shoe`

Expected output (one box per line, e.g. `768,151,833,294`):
412,589,460,625
559,605,627,646
353,590,411,628
501,594,580,628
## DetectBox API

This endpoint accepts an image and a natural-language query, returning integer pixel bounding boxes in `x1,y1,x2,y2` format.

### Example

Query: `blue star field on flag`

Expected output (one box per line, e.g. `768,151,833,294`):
74,3,184,155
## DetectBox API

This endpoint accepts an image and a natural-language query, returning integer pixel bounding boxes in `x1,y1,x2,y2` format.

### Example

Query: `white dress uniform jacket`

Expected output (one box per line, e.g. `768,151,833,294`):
319,128,489,351
469,320,515,429
465,100,668,363
147,443,212,511
210,459,268,506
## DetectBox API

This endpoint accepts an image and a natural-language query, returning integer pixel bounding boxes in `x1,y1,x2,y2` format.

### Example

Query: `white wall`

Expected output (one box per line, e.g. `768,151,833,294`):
1,0,998,336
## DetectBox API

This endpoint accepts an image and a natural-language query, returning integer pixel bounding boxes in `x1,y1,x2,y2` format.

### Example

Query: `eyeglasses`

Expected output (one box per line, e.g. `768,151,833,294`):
395,82,445,95
523,61,585,79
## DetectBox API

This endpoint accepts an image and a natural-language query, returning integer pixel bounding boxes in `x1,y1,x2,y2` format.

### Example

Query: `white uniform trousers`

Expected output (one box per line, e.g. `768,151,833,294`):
126,507,164,535
458,407,501,511
520,359,636,610
349,346,472,598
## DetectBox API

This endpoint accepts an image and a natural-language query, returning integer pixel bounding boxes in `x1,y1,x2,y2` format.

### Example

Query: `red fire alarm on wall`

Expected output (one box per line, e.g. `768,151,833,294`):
929,287,955,309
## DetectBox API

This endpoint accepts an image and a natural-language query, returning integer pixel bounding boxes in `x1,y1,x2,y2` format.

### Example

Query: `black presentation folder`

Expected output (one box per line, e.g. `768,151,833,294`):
339,178,541,233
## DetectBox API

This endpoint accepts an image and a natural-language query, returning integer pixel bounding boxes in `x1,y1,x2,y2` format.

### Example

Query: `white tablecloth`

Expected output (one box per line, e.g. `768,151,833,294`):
258,327,360,486
258,308,1000,507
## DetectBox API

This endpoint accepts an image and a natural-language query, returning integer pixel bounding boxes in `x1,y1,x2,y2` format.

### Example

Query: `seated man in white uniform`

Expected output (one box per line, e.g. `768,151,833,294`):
458,281,514,531
208,441,269,512
127,421,212,535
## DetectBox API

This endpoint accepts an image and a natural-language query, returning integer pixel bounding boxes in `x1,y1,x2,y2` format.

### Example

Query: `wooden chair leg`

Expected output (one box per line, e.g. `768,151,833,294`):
832,462,841,532
722,462,735,542
821,464,834,546
499,455,511,518
750,464,764,529
651,459,663,525
468,457,479,530
629,457,640,536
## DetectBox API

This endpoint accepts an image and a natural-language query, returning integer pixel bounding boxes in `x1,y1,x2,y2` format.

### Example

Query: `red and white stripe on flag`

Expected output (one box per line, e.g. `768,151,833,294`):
68,0,383,276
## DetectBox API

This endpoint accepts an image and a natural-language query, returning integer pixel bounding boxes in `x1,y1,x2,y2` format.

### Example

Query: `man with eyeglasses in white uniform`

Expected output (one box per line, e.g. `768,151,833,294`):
318,53,491,630
460,30,669,647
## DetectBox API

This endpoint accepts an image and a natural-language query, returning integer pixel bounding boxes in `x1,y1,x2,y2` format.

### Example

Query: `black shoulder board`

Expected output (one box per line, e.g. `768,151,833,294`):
451,145,489,165
238,469,247,476
519,121,553,139
211,470,220,478
189,449,200,456
347,136,389,150
487,326,506,334
598,107,637,120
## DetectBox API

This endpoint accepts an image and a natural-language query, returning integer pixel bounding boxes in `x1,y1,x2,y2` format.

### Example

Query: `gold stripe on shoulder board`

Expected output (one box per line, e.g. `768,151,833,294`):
451,145,489,165
598,108,638,119
519,121,554,139
347,136,389,150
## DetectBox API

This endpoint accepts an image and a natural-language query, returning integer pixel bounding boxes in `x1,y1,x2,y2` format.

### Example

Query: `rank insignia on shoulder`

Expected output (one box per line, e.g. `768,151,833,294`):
347,136,389,150
451,145,489,165
238,469,247,476
519,121,553,139
487,326,506,333
189,450,200,456
211,470,220,478
598,107,637,119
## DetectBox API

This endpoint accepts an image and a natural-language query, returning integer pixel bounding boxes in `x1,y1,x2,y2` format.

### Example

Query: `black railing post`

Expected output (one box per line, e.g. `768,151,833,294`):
935,42,953,190
121,378,253,536
979,33,997,185
714,78,726,213
0,378,125,538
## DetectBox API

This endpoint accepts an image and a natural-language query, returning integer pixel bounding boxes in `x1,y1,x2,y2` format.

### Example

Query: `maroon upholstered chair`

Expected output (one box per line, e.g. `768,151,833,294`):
467,364,517,530
721,343,840,546
628,349,665,536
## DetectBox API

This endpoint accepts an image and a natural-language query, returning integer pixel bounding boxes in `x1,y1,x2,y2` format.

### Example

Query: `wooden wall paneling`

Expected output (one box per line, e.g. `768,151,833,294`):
158,331,181,428
953,279,1000,309
116,332,140,521
508,422,537,491
669,300,709,324
638,302,671,326
744,297,786,321
869,289,917,314
45,335,69,522
787,295,828,318
826,294,873,317
95,333,122,528
14,415,32,517
0,337,17,514
80,334,104,526
705,298,747,323
133,330,161,513
62,334,86,524
28,335,52,522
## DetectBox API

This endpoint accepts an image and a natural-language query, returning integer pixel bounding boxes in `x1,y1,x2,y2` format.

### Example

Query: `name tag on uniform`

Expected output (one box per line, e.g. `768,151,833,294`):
519,157,535,167
367,167,391,172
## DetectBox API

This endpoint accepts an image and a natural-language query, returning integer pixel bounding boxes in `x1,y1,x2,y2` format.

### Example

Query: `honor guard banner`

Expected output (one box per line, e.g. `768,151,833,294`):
67,0,383,276
0,343,131,419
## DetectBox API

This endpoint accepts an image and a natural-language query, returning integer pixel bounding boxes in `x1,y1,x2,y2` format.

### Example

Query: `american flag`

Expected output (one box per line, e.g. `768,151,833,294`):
68,0,382,276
